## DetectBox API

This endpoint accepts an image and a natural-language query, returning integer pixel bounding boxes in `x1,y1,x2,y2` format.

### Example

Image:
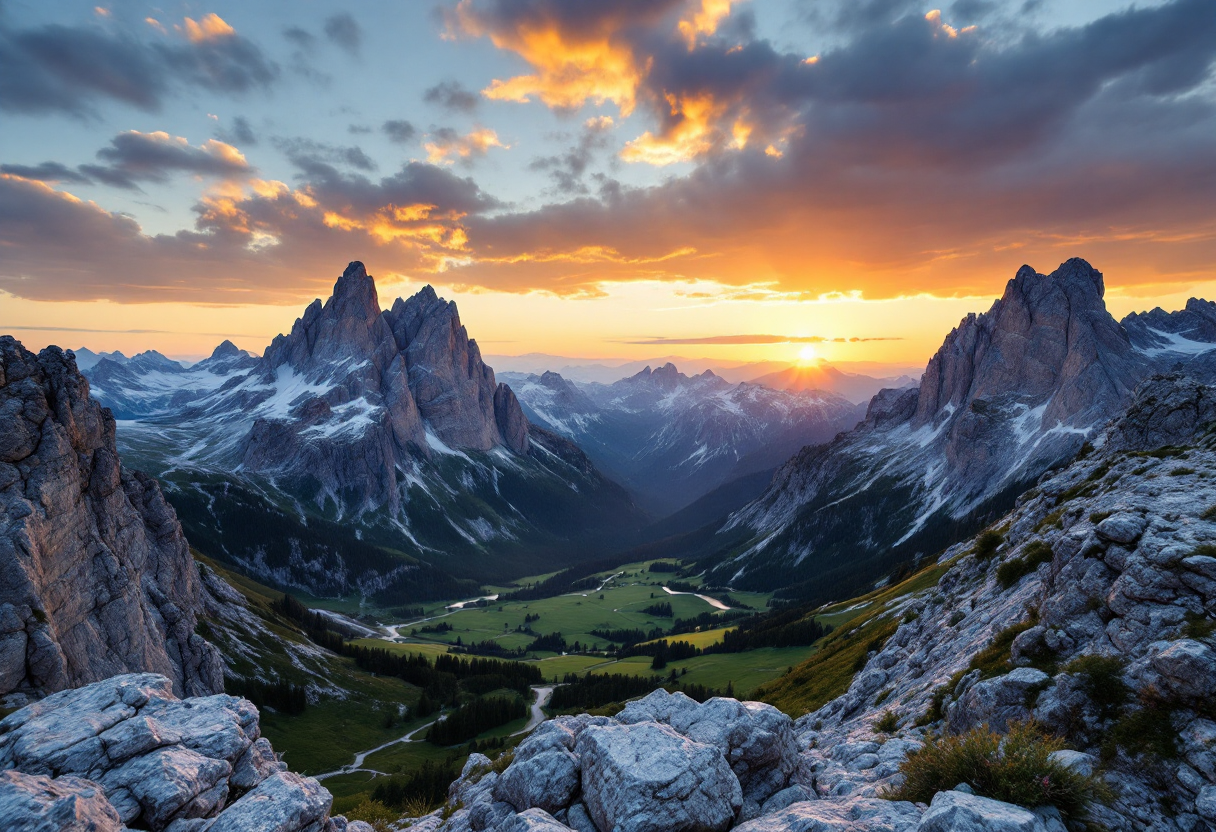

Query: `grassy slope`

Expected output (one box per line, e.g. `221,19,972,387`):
756,557,956,716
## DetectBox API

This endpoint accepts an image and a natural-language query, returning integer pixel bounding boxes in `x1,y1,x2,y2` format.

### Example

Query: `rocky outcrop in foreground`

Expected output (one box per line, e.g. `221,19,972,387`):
409,689,819,832
0,337,223,700
0,673,369,832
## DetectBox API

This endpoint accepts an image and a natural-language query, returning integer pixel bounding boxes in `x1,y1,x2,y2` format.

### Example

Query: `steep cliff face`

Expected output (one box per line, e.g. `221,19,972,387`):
0,338,224,700
710,259,1214,601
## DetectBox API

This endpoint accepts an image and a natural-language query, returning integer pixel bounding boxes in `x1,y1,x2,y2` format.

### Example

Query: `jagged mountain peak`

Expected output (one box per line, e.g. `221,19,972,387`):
209,339,243,360
912,257,1136,430
715,257,1199,599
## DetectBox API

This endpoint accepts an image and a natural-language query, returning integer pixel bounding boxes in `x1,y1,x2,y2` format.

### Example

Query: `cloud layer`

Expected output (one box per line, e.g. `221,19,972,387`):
1,0,1215,307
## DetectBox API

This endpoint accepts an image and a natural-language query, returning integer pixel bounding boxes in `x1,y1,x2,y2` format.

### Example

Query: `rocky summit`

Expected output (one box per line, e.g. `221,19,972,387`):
0,673,372,832
709,259,1216,602
79,262,644,598
0,337,224,701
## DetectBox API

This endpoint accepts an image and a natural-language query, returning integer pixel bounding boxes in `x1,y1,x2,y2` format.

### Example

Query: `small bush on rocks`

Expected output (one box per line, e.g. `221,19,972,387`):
874,710,899,733
886,721,1104,820
1183,612,1216,640
346,798,401,832
1065,655,1130,722
996,541,1054,589
973,530,1005,560
1105,687,1180,761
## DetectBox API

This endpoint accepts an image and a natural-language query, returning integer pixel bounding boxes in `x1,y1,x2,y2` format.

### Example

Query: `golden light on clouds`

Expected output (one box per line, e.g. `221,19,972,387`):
180,13,235,43
454,0,647,115
677,0,735,48
621,93,735,165
424,128,509,164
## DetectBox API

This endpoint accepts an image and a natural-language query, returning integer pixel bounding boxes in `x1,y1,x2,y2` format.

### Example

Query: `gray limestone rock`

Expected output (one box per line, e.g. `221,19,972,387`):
0,769,123,832
918,791,1047,832
0,337,224,699
946,668,1049,734
206,771,332,832
731,796,922,831
575,721,742,832
616,689,800,805
1151,639,1216,701
1095,513,1146,545
493,748,579,814
0,673,335,832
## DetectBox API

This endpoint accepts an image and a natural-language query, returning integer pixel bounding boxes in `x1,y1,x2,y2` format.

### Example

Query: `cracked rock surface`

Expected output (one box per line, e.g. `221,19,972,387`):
0,336,223,700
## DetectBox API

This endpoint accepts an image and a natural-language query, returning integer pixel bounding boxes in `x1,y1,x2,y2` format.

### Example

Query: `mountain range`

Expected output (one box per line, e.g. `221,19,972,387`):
500,365,866,516
79,262,644,599
697,258,1216,603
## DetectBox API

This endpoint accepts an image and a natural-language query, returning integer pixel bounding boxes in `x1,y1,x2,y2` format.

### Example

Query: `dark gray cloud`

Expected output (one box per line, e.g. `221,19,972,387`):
0,161,91,184
0,19,278,117
529,117,614,193
382,120,417,144
86,131,250,188
216,115,257,146
4,131,251,192
282,26,315,49
423,80,479,112
323,13,361,55
274,137,377,173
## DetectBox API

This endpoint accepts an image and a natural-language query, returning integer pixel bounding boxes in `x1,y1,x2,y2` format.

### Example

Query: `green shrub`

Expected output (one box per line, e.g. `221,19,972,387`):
345,799,400,832
1088,511,1112,524
996,541,1054,589
1064,655,1129,722
1105,687,1179,760
1201,505,1216,521
874,710,899,734
1035,510,1065,532
968,615,1039,679
885,722,1105,820
1184,612,1216,640
973,530,1005,560
1170,467,1196,476
1191,543,1216,558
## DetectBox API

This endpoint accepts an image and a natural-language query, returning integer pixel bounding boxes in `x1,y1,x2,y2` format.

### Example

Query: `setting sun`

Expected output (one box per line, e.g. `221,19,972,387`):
798,345,817,363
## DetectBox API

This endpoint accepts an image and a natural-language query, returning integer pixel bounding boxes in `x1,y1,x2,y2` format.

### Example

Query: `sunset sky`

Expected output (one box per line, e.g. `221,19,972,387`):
2,0,1215,371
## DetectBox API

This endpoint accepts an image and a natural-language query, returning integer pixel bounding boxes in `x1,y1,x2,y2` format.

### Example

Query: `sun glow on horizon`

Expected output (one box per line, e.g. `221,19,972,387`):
798,345,817,364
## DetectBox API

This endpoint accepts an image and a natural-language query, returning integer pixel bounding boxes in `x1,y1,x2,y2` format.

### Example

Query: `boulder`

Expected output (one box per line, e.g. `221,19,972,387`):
493,748,579,813
498,808,575,831
616,689,800,804
1094,513,1146,545
0,674,338,832
206,772,332,832
0,769,123,832
946,668,1049,734
732,796,922,831
1047,750,1097,777
918,791,1047,832
575,721,741,832
1150,639,1216,700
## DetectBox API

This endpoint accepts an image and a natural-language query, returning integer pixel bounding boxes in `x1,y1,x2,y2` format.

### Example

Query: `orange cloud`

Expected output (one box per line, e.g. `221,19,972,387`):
180,13,235,43
424,128,509,164
450,0,677,115
677,0,734,48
